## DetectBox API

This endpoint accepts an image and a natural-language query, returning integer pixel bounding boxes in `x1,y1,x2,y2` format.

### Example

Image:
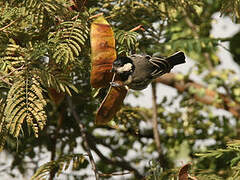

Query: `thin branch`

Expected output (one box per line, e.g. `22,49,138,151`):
0,20,17,31
49,108,64,180
129,25,144,32
49,137,57,180
0,77,12,86
0,65,25,81
203,52,213,71
183,10,214,70
151,83,162,153
87,133,125,161
88,13,104,20
151,82,168,169
61,116,143,178
67,97,99,180
0,65,25,86
86,133,144,179
0,16,23,32
155,73,240,118
99,171,133,177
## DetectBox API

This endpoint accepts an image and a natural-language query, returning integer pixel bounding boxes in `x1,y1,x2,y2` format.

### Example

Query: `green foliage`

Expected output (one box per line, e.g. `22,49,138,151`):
220,0,240,23
24,0,66,28
0,0,89,147
115,30,139,56
145,160,177,180
195,140,240,179
3,74,46,138
39,66,79,95
31,154,85,180
49,19,89,65
1,40,25,72
0,0,240,179
164,37,220,66
115,106,144,130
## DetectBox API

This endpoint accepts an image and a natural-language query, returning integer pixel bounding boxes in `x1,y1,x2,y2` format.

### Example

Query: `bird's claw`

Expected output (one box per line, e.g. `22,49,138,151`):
110,82,121,87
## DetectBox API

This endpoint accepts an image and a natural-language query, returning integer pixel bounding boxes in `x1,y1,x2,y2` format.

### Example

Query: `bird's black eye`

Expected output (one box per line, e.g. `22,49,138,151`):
113,60,122,66
145,55,151,60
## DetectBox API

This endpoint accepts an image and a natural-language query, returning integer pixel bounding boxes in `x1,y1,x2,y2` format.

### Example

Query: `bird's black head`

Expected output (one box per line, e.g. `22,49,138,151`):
112,56,134,72
112,56,135,81
113,56,132,67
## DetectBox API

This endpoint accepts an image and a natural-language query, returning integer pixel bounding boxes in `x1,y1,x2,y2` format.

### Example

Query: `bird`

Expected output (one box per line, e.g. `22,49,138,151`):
111,51,186,90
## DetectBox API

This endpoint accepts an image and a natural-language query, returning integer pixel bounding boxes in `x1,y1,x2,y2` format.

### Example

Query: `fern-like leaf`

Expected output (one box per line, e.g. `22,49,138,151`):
220,0,240,22
25,0,64,27
31,154,85,180
39,68,78,95
3,74,47,138
49,20,89,65
115,30,139,56
1,40,25,72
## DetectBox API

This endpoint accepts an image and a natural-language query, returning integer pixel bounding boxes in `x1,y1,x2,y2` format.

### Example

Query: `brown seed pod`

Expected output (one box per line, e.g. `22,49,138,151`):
90,16,116,88
96,82,128,125
90,16,128,125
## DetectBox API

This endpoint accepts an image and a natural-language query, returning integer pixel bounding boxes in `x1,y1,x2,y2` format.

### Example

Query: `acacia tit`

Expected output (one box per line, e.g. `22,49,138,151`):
111,51,186,90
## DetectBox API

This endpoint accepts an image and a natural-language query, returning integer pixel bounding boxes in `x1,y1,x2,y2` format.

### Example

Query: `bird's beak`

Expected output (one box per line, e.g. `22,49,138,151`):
111,66,116,73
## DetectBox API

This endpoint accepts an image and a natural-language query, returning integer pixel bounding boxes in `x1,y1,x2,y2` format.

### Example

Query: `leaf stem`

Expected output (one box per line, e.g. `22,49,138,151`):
67,97,99,180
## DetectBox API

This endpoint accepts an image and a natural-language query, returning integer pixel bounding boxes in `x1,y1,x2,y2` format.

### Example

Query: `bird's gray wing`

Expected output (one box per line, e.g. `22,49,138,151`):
148,56,172,77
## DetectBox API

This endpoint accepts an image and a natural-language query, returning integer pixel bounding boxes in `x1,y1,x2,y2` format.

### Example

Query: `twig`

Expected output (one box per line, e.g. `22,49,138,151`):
88,13,104,20
49,107,64,180
155,73,240,118
129,25,144,32
0,77,12,86
71,13,80,20
0,16,23,32
67,97,99,180
151,82,167,168
0,65,25,85
151,82,162,153
0,20,17,31
99,171,133,177
218,43,232,53
203,52,213,71
0,65,25,80
86,133,144,179
49,138,57,180
96,73,116,116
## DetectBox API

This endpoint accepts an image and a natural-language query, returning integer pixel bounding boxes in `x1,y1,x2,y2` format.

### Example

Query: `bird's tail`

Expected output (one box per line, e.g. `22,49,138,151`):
166,51,186,67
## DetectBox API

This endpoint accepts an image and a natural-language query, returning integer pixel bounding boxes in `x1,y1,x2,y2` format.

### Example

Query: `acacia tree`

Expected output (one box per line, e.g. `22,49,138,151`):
0,0,240,179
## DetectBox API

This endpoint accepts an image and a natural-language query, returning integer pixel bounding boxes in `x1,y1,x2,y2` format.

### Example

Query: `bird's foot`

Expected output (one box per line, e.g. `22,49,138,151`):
110,82,121,87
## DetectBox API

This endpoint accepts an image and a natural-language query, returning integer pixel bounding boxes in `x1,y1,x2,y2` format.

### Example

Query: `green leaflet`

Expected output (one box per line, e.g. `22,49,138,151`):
24,0,64,27
50,20,89,65
115,30,139,55
31,154,86,180
3,75,47,138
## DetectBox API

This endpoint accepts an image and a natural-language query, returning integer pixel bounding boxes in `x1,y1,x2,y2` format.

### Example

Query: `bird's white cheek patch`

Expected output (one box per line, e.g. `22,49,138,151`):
117,63,132,73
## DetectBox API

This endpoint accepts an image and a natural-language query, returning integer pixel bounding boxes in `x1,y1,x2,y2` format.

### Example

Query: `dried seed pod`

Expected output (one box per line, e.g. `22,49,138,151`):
90,16,116,88
90,16,128,125
96,83,128,125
